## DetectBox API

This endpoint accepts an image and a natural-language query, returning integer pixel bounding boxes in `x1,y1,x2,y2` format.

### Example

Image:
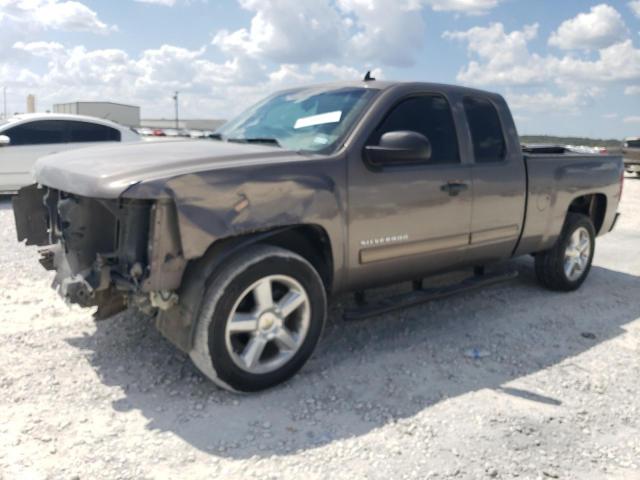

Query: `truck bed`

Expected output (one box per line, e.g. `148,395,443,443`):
515,152,623,257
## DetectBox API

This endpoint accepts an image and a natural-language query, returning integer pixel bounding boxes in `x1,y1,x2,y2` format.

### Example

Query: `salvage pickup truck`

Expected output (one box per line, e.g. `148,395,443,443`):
623,137,640,176
13,81,624,392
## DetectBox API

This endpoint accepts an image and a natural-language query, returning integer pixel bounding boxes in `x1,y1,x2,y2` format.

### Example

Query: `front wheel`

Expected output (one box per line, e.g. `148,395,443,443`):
535,213,595,291
190,244,327,392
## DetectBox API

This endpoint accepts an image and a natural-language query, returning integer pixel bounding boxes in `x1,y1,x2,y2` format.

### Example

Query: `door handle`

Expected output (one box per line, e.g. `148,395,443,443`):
440,181,469,197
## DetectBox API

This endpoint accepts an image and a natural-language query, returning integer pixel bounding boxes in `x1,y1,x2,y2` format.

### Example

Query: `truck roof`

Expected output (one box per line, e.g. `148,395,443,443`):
285,80,503,99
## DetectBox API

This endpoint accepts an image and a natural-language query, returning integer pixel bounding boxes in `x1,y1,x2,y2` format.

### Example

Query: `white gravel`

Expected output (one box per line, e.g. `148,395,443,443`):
1,177,639,480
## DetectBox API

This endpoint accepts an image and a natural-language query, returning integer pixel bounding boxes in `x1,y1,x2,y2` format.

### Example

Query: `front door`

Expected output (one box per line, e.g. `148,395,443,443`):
346,93,473,290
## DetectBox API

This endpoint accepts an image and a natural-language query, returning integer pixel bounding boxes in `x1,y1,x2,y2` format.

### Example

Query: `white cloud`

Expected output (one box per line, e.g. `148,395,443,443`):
309,63,383,81
213,0,503,69
506,88,600,114
445,23,640,87
626,85,640,95
2,0,405,118
135,0,177,5
426,0,501,15
445,19,640,119
624,116,640,123
0,63,40,89
553,40,640,83
337,0,426,67
3,38,387,118
13,40,66,57
603,113,618,119
0,0,115,63
0,0,115,34
630,1,640,18
213,0,346,64
268,64,313,85
549,4,628,51
443,23,545,86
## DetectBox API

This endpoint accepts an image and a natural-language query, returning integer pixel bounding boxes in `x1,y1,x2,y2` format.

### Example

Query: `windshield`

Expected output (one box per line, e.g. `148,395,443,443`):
215,86,378,153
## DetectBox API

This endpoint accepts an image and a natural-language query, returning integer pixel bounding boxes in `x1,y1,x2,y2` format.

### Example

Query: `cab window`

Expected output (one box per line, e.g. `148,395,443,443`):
368,95,460,165
463,96,507,163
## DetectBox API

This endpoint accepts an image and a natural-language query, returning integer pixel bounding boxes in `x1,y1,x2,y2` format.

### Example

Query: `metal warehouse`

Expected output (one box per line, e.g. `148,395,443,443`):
53,101,140,128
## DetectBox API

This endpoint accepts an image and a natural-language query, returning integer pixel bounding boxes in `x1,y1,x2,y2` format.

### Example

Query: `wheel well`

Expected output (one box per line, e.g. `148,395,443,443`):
262,225,334,291
187,224,334,293
568,194,607,234
156,224,334,353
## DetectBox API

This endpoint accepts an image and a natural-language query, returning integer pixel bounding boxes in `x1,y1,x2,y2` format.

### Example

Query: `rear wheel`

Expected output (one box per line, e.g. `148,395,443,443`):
190,244,327,392
535,213,595,291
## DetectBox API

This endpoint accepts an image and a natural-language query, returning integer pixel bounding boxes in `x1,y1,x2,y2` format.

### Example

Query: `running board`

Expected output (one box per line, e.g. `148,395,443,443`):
343,270,518,321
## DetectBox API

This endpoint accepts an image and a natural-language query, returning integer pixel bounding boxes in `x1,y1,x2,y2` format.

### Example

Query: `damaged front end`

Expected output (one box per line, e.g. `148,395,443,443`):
13,184,186,319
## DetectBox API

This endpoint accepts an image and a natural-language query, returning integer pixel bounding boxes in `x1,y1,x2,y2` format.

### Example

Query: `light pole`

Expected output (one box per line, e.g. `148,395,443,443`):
173,91,179,130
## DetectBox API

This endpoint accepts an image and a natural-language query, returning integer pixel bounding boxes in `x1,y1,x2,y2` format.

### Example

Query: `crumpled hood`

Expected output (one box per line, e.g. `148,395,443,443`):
33,139,306,198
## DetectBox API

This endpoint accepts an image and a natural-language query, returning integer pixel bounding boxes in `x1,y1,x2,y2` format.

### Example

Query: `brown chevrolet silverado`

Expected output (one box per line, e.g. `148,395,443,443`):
13,81,624,391
623,137,640,175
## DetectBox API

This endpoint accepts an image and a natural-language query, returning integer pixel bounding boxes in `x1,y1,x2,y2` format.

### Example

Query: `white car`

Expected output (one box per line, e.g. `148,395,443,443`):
136,127,154,136
0,113,139,193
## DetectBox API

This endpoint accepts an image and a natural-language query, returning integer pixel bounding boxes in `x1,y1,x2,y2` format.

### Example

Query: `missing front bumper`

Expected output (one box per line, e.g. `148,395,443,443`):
13,185,186,320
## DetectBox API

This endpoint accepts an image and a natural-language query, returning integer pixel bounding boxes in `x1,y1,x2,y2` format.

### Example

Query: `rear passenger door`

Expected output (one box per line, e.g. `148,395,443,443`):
463,96,527,264
346,93,473,290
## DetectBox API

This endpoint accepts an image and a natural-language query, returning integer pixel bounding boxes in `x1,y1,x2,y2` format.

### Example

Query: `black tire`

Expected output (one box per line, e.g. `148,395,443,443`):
534,213,596,292
189,244,327,392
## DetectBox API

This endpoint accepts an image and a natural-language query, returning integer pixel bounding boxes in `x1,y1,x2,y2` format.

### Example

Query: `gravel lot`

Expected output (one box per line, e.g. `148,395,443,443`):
1,177,639,480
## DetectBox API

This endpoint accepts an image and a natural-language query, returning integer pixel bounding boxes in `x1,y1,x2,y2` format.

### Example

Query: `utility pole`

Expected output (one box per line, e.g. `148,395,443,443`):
173,91,179,130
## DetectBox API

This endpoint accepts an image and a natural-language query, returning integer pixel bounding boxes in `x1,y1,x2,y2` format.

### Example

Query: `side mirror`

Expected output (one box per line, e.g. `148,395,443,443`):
0,135,10,147
365,131,432,167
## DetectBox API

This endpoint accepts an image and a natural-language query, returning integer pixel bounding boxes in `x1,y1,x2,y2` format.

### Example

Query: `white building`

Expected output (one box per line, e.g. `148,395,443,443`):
53,102,140,128
140,118,226,131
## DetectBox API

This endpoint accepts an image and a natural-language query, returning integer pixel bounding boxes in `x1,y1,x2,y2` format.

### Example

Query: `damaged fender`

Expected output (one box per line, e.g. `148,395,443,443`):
122,157,345,352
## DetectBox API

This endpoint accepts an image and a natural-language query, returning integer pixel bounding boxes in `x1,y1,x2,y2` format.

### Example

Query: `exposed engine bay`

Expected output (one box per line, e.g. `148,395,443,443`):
13,184,186,319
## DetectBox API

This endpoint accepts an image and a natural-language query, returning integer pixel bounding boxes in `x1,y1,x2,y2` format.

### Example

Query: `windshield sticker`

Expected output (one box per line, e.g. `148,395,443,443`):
294,111,342,129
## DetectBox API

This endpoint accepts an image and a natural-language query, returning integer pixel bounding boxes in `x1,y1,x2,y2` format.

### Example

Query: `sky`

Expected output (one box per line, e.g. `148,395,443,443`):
1,0,639,139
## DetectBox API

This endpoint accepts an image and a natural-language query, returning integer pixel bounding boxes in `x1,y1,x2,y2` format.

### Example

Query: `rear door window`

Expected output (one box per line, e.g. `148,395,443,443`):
463,97,507,163
66,121,121,142
4,120,67,146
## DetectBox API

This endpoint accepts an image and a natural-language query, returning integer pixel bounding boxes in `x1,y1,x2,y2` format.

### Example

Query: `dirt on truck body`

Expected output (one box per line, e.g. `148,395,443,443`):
13,80,624,392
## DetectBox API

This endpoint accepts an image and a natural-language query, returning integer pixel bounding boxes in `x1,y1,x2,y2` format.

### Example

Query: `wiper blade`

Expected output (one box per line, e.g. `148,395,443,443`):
227,137,281,147
209,133,223,140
